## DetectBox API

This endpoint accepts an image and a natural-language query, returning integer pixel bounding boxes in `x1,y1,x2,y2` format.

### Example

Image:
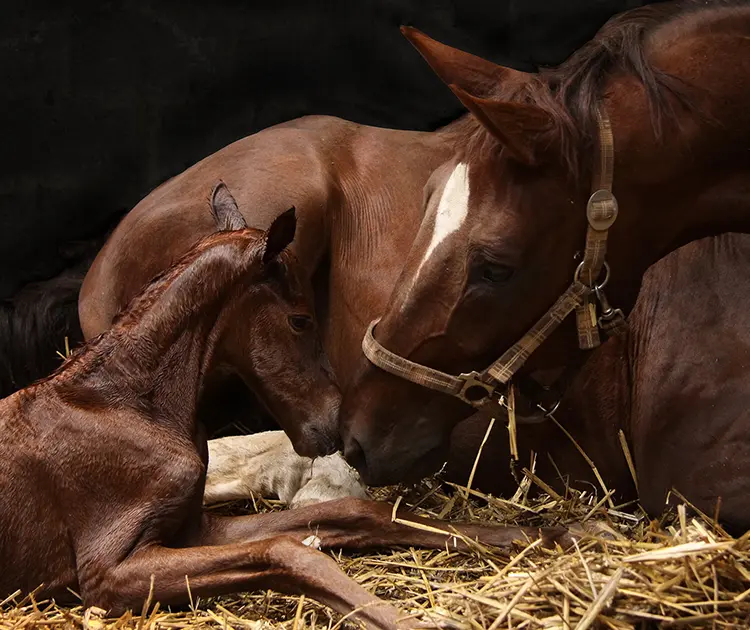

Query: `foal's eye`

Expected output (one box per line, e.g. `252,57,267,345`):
481,262,515,284
288,314,313,333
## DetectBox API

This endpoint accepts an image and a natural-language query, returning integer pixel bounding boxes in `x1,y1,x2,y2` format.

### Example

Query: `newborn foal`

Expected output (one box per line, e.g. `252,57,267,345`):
0,183,567,629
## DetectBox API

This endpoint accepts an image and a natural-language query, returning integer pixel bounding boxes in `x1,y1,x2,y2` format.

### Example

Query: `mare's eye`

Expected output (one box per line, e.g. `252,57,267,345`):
481,262,515,284
288,314,313,333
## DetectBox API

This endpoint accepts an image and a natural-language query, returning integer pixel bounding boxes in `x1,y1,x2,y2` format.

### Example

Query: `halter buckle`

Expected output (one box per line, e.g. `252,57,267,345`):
594,285,624,323
587,189,618,231
457,371,497,407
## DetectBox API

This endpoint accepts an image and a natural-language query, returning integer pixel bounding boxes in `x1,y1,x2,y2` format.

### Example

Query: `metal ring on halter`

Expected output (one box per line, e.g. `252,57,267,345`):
573,260,611,290
456,371,497,406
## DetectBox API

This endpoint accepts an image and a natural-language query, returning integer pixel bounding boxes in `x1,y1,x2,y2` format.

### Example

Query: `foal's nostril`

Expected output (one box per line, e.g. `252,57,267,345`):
303,423,341,457
344,437,367,474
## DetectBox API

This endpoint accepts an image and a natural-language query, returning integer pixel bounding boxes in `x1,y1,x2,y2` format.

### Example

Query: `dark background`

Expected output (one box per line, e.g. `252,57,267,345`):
0,0,664,392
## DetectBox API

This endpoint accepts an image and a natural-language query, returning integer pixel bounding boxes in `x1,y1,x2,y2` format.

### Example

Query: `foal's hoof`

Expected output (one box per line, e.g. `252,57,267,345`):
539,526,576,550
567,520,620,541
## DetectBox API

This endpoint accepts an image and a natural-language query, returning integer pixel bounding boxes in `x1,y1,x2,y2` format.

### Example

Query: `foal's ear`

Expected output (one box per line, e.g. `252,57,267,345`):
400,26,528,98
261,207,296,264
210,181,248,231
450,86,555,166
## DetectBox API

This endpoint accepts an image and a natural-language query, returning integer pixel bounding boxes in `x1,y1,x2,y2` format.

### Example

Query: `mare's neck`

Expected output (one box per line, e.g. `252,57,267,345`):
604,68,750,313
320,119,460,380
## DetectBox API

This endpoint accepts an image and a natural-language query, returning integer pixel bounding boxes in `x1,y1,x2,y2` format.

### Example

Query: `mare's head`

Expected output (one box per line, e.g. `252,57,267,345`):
341,15,681,484
208,183,340,457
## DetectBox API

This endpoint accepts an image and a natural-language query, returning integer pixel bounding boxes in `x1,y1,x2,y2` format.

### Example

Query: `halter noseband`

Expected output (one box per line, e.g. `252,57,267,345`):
362,105,626,409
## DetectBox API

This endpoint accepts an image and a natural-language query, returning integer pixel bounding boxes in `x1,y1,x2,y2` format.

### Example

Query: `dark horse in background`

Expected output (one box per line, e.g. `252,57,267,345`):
0,0,667,396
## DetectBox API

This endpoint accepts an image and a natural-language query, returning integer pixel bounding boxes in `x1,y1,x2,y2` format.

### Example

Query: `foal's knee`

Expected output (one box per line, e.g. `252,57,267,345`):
264,535,340,577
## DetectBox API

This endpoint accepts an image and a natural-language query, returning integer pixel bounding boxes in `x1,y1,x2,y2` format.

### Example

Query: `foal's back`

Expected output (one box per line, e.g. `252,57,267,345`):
0,387,81,596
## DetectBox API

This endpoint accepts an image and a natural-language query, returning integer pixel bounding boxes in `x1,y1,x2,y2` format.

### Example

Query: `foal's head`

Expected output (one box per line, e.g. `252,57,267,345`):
207,183,340,457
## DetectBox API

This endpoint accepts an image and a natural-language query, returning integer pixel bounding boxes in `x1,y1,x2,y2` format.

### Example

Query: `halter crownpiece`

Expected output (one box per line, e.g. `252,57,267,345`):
362,104,626,409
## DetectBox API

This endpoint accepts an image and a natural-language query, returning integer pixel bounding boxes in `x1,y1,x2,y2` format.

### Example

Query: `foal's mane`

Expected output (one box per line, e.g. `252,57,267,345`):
36,229,275,391
462,0,727,174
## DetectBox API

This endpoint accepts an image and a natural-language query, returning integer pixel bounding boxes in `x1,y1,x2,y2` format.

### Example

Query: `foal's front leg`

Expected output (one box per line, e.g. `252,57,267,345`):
200,497,571,551
84,536,402,629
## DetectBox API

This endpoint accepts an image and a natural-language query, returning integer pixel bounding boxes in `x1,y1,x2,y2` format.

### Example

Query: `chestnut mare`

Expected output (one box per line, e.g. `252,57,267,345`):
79,0,750,529
1,183,566,626
342,1,750,485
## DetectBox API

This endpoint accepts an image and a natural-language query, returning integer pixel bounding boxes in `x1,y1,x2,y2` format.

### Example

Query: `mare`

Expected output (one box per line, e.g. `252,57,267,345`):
0,182,568,627
446,233,750,534
71,0,750,544
73,3,668,442
340,0,750,485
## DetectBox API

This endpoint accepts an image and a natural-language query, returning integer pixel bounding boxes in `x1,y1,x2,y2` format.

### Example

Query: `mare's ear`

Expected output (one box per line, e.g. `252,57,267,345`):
400,26,528,98
210,181,248,231
261,207,296,264
401,26,554,165
450,87,555,165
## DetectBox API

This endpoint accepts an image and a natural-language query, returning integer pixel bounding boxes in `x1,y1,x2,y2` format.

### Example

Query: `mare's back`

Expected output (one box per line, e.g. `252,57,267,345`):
79,115,444,342
629,233,750,528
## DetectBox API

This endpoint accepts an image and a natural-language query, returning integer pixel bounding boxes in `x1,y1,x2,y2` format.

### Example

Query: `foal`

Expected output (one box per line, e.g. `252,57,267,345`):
0,183,567,627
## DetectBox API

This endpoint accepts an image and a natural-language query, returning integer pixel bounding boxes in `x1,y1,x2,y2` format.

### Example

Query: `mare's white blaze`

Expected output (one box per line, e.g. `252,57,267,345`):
422,162,471,266
402,163,470,310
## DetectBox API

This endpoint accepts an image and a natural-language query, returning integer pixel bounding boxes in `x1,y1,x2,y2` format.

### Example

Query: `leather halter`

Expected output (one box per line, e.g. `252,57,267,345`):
362,105,626,409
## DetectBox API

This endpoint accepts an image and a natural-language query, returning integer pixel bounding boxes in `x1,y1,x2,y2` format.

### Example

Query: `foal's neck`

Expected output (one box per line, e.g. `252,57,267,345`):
57,240,248,434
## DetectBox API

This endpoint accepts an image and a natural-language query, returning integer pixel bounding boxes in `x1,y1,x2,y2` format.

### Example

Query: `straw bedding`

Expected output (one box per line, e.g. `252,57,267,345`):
3,463,749,630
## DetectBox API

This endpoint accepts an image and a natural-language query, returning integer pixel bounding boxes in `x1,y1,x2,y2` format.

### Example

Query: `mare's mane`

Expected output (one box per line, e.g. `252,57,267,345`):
461,0,734,174
32,229,273,391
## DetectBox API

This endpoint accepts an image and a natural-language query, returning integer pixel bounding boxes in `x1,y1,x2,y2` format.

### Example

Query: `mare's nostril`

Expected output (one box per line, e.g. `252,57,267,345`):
344,437,367,474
